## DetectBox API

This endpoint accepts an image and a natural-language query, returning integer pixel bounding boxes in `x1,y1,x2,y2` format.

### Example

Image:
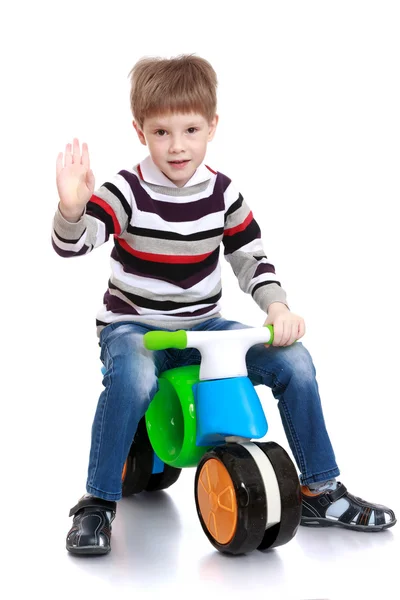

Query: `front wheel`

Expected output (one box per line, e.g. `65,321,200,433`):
194,444,267,554
194,441,301,554
255,441,301,550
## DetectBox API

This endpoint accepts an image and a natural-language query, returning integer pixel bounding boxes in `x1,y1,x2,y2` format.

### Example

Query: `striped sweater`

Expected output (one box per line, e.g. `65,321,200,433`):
52,155,287,335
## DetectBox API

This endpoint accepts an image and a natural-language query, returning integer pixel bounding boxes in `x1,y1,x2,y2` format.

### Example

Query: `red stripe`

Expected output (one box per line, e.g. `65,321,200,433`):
118,239,213,263
91,195,121,236
137,165,144,180
205,164,217,175
224,211,253,237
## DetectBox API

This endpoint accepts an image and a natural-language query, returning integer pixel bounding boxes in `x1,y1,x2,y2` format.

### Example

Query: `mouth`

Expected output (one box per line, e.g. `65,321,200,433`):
168,159,191,170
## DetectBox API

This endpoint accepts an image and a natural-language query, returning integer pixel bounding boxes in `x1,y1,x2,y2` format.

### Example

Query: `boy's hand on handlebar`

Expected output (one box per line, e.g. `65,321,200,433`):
263,303,305,347
56,138,95,222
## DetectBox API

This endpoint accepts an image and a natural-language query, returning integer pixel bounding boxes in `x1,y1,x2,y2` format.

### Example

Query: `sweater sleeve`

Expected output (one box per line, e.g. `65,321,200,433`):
222,179,288,313
51,172,133,257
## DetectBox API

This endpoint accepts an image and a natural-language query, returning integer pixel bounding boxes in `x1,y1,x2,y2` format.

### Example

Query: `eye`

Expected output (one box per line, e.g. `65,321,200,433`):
155,129,167,136
187,127,197,134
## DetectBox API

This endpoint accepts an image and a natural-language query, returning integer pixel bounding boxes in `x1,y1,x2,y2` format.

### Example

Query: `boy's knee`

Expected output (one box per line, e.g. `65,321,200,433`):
114,353,157,397
101,327,158,403
277,342,316,381
103,326,149,357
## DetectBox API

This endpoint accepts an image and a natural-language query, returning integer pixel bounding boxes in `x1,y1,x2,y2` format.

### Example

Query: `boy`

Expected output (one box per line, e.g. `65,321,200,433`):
52,54,396,555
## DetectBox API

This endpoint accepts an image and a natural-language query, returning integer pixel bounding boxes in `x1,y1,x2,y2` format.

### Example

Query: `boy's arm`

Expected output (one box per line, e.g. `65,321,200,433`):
52,175,132,257
52,139,132,257
223,179,305,346
222,180,288,313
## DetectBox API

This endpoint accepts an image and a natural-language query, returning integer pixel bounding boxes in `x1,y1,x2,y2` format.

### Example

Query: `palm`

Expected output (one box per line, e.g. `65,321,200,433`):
57,163,92,208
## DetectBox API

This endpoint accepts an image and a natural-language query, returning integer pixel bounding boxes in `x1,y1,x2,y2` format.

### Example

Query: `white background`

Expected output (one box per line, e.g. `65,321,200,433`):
1,1,399,599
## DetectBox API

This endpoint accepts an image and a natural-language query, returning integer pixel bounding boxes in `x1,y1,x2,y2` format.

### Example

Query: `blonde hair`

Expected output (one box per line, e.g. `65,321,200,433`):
129,54,217,128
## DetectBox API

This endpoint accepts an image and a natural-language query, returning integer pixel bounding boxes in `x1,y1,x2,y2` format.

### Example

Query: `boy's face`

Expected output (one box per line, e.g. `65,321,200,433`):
133,112,218,187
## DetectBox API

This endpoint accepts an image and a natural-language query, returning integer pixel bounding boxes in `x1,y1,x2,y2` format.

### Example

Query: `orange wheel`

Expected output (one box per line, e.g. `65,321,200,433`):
197,458,238,544
194,445,268,554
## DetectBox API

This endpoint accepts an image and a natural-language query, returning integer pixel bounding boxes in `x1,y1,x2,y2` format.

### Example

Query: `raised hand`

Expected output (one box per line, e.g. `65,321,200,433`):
56,138,95,222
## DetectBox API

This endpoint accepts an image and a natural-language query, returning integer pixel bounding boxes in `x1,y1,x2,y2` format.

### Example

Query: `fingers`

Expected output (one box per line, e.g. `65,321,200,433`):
72,138,81,164
58,138,89,169
272,319,304,346
272,321,283,346
81,142,90,168
64,143,72,166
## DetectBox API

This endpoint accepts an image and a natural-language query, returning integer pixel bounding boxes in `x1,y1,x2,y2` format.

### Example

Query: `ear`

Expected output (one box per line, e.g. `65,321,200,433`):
208,114,219,142
133,121,147,146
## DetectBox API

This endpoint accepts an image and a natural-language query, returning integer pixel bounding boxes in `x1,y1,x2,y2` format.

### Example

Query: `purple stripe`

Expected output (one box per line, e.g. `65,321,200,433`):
52,239,90,257
104,291,217,318
119,170,225,222
218,172,232,194
104,292,139,315
254,263,276,278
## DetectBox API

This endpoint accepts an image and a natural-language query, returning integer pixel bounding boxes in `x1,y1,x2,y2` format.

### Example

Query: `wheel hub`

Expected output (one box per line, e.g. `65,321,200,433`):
197,458,238,544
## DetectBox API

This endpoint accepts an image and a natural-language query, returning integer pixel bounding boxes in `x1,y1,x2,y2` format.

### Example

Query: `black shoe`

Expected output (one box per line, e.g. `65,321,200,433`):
66,494,117,555
301,482,396,532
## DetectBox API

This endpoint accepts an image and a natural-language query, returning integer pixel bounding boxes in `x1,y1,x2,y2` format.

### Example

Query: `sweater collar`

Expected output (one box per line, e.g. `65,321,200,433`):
137,155,213,188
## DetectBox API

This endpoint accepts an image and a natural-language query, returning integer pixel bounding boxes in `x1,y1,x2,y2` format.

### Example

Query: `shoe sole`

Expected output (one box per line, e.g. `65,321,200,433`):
67,545,110,555
301,516,397,532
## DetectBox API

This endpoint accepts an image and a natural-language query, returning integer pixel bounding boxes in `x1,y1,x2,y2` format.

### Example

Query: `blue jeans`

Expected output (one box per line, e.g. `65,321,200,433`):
87,318,340,501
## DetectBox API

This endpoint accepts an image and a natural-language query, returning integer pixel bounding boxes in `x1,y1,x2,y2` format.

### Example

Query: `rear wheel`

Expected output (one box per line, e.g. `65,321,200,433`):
122,418,153,496
145,464,182,492
122,417,182,496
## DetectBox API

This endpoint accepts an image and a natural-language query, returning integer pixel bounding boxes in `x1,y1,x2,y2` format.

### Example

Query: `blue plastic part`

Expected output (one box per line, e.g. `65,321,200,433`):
193,377,268,445
152,452,164,475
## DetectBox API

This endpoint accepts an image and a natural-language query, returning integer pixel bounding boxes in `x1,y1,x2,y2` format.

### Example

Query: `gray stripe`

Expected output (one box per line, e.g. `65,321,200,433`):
225,202,251,229
86,215,100,246
225,251,261,292
123,231,223,255
53,207,86,240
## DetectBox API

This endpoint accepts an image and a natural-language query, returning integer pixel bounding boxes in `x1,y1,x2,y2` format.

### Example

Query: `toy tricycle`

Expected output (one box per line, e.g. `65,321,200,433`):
121,325,302,555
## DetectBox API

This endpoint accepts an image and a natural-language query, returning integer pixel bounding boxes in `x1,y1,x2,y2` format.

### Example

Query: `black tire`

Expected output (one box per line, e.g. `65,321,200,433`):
255,441,301,551
122,417,182,496
145,464,182,492
121,417,153,496
194,444,267,555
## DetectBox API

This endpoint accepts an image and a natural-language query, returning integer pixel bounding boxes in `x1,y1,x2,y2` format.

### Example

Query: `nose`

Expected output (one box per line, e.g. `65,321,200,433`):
169,134,185,154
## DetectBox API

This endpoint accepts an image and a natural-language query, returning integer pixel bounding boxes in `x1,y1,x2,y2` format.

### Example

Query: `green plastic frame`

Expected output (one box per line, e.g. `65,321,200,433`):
145,365,212,468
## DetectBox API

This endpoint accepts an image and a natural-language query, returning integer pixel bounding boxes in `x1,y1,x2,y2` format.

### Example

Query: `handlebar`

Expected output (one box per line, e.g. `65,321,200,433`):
143,325,275,351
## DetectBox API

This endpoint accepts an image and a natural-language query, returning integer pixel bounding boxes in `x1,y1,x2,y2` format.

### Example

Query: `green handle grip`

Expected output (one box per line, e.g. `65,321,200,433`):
144,330,188,351
265,324,274,345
